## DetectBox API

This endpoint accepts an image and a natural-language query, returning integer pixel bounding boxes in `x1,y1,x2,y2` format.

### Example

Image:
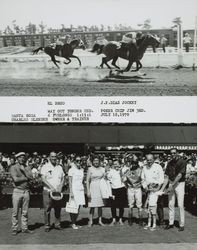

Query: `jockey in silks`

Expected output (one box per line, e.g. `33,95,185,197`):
51,34,71,56
119,31,143,59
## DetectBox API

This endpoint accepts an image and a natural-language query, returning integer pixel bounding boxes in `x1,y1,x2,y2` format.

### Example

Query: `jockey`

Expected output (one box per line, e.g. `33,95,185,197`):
120,31,143,48
52,34,71,50
96,36,108,46
119,31,143,59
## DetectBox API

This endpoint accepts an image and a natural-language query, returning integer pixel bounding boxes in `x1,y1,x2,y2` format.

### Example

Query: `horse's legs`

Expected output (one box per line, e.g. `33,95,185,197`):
111,57,120,69
100,57,105,68
69,55,81,67
64,57,71,65
131,61,143,72
137,61,142,71
51,55,60,68
124,60,134,72
101,57,112,69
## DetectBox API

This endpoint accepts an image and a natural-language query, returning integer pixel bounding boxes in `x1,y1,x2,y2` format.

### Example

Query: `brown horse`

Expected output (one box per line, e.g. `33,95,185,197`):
32,39,85,68
91,34,160,72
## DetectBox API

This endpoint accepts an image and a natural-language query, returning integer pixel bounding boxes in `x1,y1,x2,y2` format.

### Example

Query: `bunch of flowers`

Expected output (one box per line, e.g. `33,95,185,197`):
186,172,197,189
0,172,13,187
29,175,43,194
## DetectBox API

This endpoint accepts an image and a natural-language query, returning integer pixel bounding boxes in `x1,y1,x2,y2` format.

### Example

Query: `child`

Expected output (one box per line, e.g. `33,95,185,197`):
141,154,164,231
143,183,160,231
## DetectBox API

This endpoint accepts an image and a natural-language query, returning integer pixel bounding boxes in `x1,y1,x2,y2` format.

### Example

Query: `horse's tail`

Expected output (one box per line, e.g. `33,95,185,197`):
32,47,44,55
97,45,104,55
90,43,102,53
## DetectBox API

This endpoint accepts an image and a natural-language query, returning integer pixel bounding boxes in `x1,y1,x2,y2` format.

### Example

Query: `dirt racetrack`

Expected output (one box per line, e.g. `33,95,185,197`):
0,46,197,96
0,65,197,96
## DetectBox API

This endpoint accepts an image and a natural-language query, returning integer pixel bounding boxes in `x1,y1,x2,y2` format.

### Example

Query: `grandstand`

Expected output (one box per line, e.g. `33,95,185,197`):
0,29,196,48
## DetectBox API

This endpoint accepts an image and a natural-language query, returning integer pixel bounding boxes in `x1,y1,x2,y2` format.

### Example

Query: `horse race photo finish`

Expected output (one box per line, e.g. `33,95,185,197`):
0,0,197,96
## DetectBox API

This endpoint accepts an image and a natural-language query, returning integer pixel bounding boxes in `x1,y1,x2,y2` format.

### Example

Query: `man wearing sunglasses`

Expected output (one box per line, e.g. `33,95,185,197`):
160,148,187,231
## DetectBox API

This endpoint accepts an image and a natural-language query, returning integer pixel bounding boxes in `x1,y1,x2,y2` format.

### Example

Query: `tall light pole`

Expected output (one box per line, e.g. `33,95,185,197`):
192,16,197,70
194,16,197,52
173,17,183,67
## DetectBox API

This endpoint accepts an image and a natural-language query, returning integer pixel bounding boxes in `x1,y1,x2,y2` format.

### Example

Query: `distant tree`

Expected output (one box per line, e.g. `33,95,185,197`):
39,21,47,34
4,25,14,35
107,26,112,31
83,26,88,32
61,24,65,29
12,20,21,34
172,17,182,26
137,23,143,29
100,24,104,31
25,22,37,34
70,24,74,31
142,19,152,30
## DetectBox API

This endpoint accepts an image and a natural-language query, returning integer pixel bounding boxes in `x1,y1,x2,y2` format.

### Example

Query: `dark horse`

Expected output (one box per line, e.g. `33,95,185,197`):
32,39,85,68
91,35,160,72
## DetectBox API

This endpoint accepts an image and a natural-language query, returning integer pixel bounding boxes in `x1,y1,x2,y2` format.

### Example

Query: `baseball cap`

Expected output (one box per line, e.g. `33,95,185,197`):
15,152,26,158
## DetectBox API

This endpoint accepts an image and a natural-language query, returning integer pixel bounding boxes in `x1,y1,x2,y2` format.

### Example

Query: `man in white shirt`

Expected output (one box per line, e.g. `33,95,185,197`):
183,33,192,52
107,159,127,226
141,154,164,231
41,152,65,232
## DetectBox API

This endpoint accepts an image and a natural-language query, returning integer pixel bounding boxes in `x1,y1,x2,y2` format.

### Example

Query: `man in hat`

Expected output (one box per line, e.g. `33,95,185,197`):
10,152,33,235
183,33,192,52
41,151,65,232
160,34,167,53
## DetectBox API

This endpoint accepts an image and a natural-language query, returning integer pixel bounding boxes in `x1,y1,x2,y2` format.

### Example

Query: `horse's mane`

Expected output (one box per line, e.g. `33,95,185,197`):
70,39,80,45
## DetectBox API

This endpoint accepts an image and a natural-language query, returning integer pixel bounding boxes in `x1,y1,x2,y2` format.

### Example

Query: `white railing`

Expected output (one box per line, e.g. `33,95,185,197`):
0,50,197,69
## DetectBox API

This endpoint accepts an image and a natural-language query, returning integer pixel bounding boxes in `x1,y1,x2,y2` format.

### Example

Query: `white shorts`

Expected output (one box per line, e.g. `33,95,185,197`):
127,187,142,209
148,192,159,207
148,206,157,215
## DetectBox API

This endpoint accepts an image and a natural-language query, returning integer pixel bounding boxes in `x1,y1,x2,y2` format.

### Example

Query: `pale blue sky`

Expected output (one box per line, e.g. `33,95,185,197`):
0,0,196,29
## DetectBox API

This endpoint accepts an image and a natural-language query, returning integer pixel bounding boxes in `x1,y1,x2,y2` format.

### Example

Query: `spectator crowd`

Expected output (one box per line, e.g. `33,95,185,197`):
0,149,196,235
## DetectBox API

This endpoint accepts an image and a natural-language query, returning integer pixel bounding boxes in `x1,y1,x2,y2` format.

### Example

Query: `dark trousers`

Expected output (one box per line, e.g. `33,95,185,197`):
185,43,190,52
43,190,62,228
111,187,126,219
111,207,124,219
157,195,164,224
162,44,166,53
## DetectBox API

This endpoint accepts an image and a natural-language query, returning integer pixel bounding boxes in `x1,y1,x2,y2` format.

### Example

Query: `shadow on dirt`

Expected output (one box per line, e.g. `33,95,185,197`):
98,74,155,84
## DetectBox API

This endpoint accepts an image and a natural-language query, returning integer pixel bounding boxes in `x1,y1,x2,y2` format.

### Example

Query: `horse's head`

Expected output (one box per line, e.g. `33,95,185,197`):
90,43,104,54
145,34,160,47
78,39,86,50
90,43,100,53
70,39,85,50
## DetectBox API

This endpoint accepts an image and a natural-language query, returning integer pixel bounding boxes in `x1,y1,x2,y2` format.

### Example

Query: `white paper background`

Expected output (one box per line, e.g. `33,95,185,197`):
0,96,197,123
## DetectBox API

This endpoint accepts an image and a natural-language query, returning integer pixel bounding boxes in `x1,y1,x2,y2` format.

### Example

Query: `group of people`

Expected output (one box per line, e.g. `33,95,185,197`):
0,147,193,235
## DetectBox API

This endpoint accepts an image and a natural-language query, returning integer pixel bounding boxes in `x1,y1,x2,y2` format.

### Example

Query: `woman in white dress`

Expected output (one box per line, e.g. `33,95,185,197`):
68,156,85,229
86,156,105,227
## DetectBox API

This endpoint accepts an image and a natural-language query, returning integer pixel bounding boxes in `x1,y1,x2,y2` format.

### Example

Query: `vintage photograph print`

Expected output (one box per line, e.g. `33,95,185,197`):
0,0,197,96
0,123,196,249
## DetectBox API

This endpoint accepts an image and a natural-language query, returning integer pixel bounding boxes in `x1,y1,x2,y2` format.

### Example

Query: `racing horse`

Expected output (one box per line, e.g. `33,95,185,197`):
32,39,85,68
91,34,160,72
